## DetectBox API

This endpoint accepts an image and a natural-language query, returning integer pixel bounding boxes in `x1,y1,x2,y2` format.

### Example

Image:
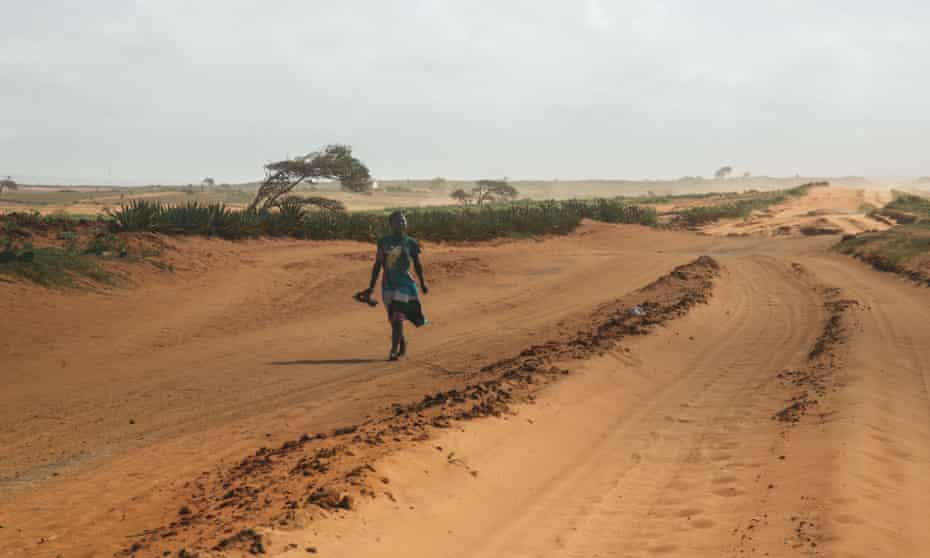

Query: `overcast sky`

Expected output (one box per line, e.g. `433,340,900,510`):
1,1,929,184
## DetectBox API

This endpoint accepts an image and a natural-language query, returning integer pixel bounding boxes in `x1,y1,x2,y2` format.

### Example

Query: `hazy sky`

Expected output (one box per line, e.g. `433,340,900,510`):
2,1,929,184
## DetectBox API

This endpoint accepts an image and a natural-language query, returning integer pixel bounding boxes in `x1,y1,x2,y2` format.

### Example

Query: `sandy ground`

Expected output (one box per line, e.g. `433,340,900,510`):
2,186,930,557
703,186,893,237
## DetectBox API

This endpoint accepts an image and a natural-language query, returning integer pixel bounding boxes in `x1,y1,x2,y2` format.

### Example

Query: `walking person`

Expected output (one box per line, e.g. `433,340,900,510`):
363,211,428,360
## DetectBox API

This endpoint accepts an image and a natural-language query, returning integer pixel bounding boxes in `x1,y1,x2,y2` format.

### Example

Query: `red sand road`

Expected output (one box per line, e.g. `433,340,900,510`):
3,188,930,557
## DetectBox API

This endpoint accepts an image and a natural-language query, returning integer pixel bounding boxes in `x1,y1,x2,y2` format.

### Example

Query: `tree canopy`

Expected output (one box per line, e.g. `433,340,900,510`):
247,145,371,212
474,180,519,205
714,166,733,179
450,179,519,206
450,188,473,205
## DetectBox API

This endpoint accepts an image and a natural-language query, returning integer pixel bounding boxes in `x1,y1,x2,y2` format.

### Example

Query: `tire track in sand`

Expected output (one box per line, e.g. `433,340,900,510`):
288,255,834,557
789,254,930,557
468,257,823,558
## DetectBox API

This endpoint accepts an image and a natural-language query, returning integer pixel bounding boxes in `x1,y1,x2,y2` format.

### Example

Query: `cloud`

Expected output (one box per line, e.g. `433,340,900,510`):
1,1,930,182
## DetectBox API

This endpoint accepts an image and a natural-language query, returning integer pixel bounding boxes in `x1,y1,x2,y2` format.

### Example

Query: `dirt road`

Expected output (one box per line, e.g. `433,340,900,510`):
2,187,929,557
298,252,930,558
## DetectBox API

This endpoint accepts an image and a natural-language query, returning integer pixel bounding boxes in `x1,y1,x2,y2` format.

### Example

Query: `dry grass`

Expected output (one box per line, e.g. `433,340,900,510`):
836,223,930,285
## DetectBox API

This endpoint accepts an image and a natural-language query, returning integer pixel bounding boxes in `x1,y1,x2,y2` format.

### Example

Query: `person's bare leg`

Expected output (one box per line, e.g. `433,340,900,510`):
390,318,403,360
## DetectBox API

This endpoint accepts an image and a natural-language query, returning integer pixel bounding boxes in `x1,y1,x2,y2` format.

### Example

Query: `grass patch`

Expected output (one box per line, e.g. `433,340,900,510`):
0,220,170,287
888,191,930,211
862,192,930,227
622,191,733,205
835,223,930,283
1,210,104,230
670,182,825,227
0,242,116,287
839,189,930,281
879,193,930,222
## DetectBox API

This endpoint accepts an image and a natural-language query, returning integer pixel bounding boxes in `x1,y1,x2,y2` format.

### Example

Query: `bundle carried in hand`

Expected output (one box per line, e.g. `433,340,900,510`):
353,289,378,307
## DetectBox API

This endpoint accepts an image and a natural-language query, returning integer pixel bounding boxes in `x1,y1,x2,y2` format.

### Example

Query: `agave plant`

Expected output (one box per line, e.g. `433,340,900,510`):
108,200,163,232
204,203,234,237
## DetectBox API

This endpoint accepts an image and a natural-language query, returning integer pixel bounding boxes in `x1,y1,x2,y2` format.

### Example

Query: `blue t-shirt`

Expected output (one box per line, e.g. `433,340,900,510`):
377,234,420,301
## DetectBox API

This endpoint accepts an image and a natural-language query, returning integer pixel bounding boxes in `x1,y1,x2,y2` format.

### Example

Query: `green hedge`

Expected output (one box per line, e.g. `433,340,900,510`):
106,199,657,242
671,182,824,227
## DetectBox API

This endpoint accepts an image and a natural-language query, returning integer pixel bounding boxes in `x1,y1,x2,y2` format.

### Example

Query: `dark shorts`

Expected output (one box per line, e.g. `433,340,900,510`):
386,300,427,327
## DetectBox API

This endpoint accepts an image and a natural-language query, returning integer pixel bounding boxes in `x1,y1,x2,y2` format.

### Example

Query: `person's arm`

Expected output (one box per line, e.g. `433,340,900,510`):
412,252,428,294
368,260,382,292
368,245,383,291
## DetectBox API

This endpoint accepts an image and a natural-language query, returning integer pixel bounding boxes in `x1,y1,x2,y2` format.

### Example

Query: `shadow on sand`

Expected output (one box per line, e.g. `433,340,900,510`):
269,358,382,366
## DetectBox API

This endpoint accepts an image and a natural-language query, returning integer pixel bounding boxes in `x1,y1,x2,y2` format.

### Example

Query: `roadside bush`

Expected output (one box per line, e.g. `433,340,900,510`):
867,192,930,226
108,199,162,232
105,198,656,242
836,223,930,283
671,182,823,227
884,193,930,219
84,232,128,257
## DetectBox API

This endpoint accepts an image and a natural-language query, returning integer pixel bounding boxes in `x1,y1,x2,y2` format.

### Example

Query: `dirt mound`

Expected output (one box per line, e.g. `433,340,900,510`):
773,278,859,424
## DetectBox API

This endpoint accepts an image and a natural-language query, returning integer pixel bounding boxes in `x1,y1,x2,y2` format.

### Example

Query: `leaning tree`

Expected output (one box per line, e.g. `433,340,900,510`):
247,145,371,212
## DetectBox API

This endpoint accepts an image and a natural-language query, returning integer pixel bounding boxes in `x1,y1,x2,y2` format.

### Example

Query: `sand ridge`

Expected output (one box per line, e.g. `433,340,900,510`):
702,186,893,237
